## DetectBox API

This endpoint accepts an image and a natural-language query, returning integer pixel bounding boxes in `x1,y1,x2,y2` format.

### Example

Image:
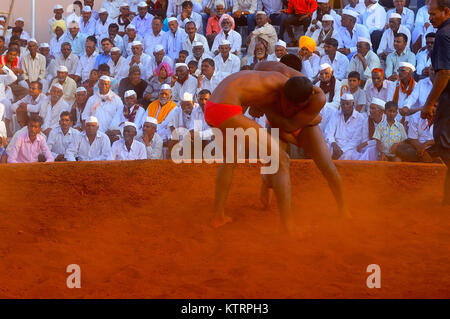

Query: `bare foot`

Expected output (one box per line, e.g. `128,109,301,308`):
210,215,232,228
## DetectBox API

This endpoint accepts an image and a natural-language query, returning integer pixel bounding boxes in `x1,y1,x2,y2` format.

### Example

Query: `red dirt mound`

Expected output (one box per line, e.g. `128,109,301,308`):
0,160,449,298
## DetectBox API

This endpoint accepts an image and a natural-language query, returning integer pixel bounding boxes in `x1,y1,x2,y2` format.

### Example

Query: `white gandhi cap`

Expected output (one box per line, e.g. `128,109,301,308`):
341,93,354,101
51,83,64,90
99,75,111,82
275,40,287,48
182,92,193,102
86,116,98,124
153,44,164,52
322,14,334,22
160,84,171,90
145,117,158,125
124,121,137,128
320,63,332,71
371,98,386,109
124,90,137,98
399,62,416,72
342,9,359,19
57,65,68,72
76,87,87,93
175,63,188,69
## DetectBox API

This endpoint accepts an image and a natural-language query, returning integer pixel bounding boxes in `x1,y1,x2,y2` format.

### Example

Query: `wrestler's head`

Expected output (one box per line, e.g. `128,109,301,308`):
282,77,313,116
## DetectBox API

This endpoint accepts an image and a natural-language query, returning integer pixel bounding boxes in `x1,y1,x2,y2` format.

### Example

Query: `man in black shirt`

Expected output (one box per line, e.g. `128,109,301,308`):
422,0,450,205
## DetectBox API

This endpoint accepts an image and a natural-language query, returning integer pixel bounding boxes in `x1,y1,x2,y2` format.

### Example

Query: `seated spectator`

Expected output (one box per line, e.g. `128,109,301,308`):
53,43,79,80
341,71,367,113
245,11,277,61
396,110,435,162
22,39,47,90
50,21,67,57
412,4,436,53
178,1,203,34
82,75,124,132
146,84,177,142
386,0,414,33
118,66,148,104
385,33,416,81
188,60,200,77
270,40,288,61
115,3,135,37
114,89,146,135
183,20,209,54
344,0,366,17
152,45,174,72
0,64,17,136
392,62,417,120
325,93,364,160
71,87,89,130
48,4,66,36
257,0,287,34
171,63,198,104
281,0,317,47
309,0,341,30
126,41,153,80
7,115,54,163
109,121,146,160
167,92,194,153
66,1,83,26
136,116,163,159
373,101,407,161
415,32,435,80
79,6,96,36
317,63,341,109
65,116,112,161
95,8,114,39
74,36,98,84
41,83,71,136
197,58,224,95
405,67,434,114
356,98,386,161
62,21,87,56
47,111,80,161
40,43,57,86
82,68,100,97
312,15,342,56
347,37,381,85
378,13,411,62
95,38,114,69
163,17,187,61
211,14,242,56
320,38,348,81
190,89,213,143
361,0,386,52
247,38,277,68
131,2,153,39
187,42,213,65
213,39,241,77
105,23,125,51
144,62,173,104
107,46,129,81
233,0,257,33
102,0,121,20
143,16,166,56
176,50,189,63
49,66,77,106
365,68,396,107
206,1,226,48
298,36,320,80
122,24,144,58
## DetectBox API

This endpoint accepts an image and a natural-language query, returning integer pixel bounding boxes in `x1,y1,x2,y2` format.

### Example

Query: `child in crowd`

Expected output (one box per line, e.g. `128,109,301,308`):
342,71,367,113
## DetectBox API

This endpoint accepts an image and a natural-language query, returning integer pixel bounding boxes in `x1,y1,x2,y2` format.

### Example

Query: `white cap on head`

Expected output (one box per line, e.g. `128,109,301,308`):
57,65,68,73
39,42,50,48
220,39,231,46
275,39,287,48
389,13,402,20
86,116,98,124
182,92,193,102
20,34,28,41
320,63,332,71
399,62,416,72
153,44,164,52
167,17,178,23
341,93,354,101
371,98,386,109
342,9,359,19
145,117,158,125
317,0,329,3
99,75,111,82
175,63,188,69
28,38,38,44
256,11,266,15
124,121,137,129
357,37,372,46
76,87,87,93
138,1,148,7
69,21,80,28
192,41,204,47
51,83,64,90
322,14,334,22
82,6,92,13
124,90,137,98
120,2,129,7
161,84,171,90
131,40,142,46
98,8,108,14
16,17,24,22
53,4,64,10
126,24,136,30
0,17,5,22
111,46,121,53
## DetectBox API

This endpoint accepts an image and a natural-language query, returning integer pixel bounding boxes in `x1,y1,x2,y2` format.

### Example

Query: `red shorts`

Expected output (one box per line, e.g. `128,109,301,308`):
204,101,243,127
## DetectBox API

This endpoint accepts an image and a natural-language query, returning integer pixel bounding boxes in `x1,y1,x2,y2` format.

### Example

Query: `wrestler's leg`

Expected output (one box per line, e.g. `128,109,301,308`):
296,125,351,218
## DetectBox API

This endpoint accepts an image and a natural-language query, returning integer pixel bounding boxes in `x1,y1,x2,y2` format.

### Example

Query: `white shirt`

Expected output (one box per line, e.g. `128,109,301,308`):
408,111,433,144
82,91,124,132
211,30,242,55
320,52,349,81
47,126,80,158
178,12,203,35
347,50,381,81
319,104,337,136
110,138,147,160
196,73,224,96
101,0,121,19
325,110,365,153
65,130,112,161
172,75,198,104
377,25,411,55
361,2,386,34
122,34,144,58
310,9,342,29
186,52,214,67
107,55,129,81
394,79,417,109
125,53,154,80
152,55,174,74
189,105,212,140
365,80,396,108
0,66,17,99
79,17,97,36
11,94,48,118
386,7,415,32
301,53,320,80
131,13,154,38
144,30,166,56
42,98,71,131
49,35,66,57
112,104,147,136
55,53,80,75
339,23,371,54
75,51,98,82
95,17,114,38
405,77,433,110
183,33,210,54
167,106,193,135
136,132,164,159
213,53,241,77
163,28,188,61
21,53,46,82
416,49,431,76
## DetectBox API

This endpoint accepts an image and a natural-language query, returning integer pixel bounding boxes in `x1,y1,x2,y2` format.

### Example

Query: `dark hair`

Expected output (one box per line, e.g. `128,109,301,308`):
179,50,189,56
434,0,450,9
98,63,110,72
108,23,119,31
198,89,211,96
185,20,196,28
60,111,71,119
86,35,97,45
8,35,20,44
385,101,398,111
324,38,338,47
394,33,408,43
279,54,302,72
426,32,436,39
61,42,71,49
6,47,19,54
12,26,23,33
74,1,83,6
153,16,164,23
30,80,43,90
202,58,214,67
348,71,360,80
101,38,114,45
182,1,193,8
128,65,141,75
284,77,313,103
187,60,198,67
28,114,43,126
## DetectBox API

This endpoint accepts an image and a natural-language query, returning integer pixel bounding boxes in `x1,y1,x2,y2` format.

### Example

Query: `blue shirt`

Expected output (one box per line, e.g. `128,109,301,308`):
62,32,87,56
94,53,111,69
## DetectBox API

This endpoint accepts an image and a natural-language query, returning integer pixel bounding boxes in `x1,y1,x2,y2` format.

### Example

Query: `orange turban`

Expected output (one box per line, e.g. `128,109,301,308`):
299,36,316,53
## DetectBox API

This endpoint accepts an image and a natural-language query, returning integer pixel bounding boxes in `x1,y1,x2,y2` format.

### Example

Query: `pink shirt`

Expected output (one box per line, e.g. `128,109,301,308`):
207,16,221,36
8,130,55,163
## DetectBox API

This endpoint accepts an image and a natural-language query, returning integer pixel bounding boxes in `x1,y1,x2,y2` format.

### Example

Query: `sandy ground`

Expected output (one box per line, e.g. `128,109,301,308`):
0,160,448,298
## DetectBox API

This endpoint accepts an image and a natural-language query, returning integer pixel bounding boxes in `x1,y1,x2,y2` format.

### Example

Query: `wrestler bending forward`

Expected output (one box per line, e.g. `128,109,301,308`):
204,62,350,234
